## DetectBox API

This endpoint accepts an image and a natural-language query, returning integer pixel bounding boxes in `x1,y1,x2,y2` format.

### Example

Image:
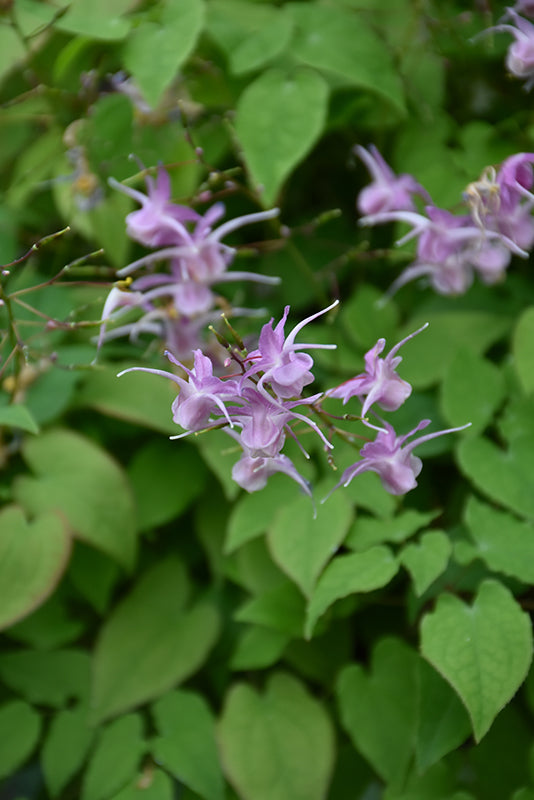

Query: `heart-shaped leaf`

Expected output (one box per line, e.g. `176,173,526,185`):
421,580,533,741
400,530,451,596
0,506,70,631
82,714,145,800
219,672,335,800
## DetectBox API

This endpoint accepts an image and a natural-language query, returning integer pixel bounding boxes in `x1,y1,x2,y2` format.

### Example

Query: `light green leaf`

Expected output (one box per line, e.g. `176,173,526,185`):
0,27,26,87
82,714,145,800
513,306,534,395
55,0,133,40
151,690,224,800
128,440,207,531
400,531,452,596
231,12,293,75
0,404,39,434
195,429,241,500
76,365,177,434
336,638,418,788
421,580,533,741
267,489,353,597
464,495,534,583
345,509,439,551
235,67,329,205
219,672,335,800
226,474,299,553
110,770,173,800
0,506,70,631
6,592,86,650
235,581,306,637
91,560,220,723
123,0,205,108
42,705,95,798
0,649,90,707
14,429,137,570
287,3,405,114
441,349,505,434
415,659,471,771
231,626,290,670
458,435,534,521
0,701,40,780
342,468,396,517
305,546,398,638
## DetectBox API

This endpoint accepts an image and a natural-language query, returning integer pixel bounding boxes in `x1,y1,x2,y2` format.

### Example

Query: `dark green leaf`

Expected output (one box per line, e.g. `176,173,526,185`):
82,714,145,800
0,701,40,780
0,649,90,707
42,705,95,798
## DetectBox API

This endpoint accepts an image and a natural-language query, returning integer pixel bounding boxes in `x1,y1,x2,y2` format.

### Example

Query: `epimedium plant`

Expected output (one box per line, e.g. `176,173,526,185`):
2,1,534,800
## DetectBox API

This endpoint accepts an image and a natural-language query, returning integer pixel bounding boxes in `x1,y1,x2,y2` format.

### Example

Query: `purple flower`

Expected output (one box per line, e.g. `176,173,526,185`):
231,450,312,497
514,0,534,17
484,8,534,90
243,300,338,399
328,324,427,417
355,145,429,215
326,419,471,497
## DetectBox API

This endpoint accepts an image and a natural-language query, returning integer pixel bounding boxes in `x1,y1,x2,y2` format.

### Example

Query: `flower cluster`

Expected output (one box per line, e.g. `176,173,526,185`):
97,167,280,359
356,147,534,297
119,305,469,501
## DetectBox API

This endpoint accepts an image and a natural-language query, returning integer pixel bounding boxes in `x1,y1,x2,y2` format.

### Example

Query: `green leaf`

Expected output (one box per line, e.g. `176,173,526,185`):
513,307,534,395
151,689,224,800
235,67,329,205
231,11,293,75
109,770,173,800
336,638,418,788
231,626,290,670
342,468,396,517
91,559,220,723
76,365,177,434
0,701,40,780
287,3,405,114
441,349,505,434
267,489,353,597
6,592,86,649
14,429,137,570
235,581,306,637
305,546,398,638
0,27,26,87
0,506,70,631
0,649,90,707
458,435,534,521
128,440,207,531
82,714,145,800
123,0,205,108
68,544,121,615
42,705,95,798
195,429,241,501
464,496,534,583
415,659,471,771
421,580,533,741
219,672,335,800
226,474,299,553
54,0,133,40
400,531,452,596
345,509,439,551
0,404,39,434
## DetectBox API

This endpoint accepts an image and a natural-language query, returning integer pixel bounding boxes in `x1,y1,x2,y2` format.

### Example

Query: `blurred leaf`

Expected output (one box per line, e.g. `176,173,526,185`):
421,580,532,741
415,658,471,772
226,473,299,553
342,284,399,350
345,508,439,551
25,368,80,426
219,672,335,800
87,190,132,268
400,531,452,596
287,2,405,114
151,689,224,800
231,626,290,670
458,435,534,521
305,545,398,638
0,404,39,434
336,638,418,788
14,429,137,570
195,429,241,500
235,67,329,205
128,439,207,532
109,770,173,799
235,580,306,637
267,488,353,597
231,11,293,75
123,0,205,108
76,366,177,434
54,0,133,40
82,714,145,800
0,27,26,87
513,306,534,395
341,465,397,517
0,701,40,780
0,649,90,707
91,559,220,723
0,506,70,632
42,705,95,798
13,0,62,37
6,592,86,649
68,544,121,614
464,495,534,583
441,349,505,434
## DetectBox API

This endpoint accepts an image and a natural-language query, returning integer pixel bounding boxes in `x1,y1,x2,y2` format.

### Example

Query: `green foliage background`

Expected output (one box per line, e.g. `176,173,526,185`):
2,0,534,798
